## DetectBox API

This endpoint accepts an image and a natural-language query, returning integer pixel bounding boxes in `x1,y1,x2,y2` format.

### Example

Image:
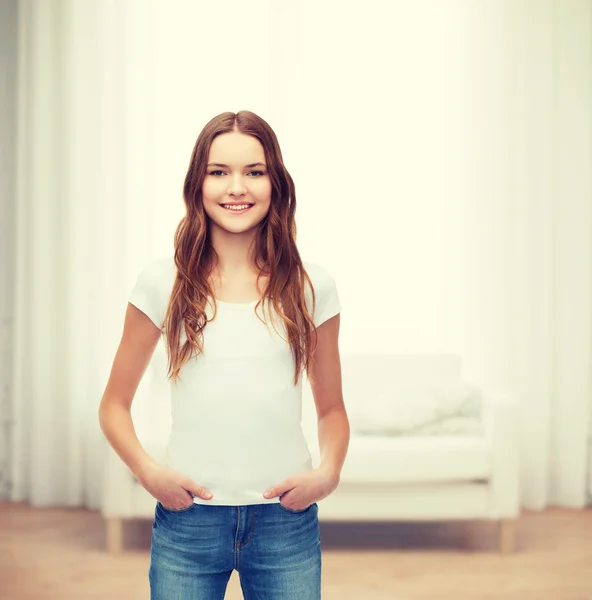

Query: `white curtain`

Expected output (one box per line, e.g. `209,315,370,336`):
0,0,18,500
4,0,591,511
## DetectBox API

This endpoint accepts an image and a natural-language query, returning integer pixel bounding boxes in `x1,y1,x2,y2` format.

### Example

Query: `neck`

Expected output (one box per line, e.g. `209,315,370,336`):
209,225,260,278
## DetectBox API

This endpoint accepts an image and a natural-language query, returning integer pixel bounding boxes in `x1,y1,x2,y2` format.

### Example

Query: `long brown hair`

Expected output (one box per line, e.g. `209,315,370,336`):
162,110,318,386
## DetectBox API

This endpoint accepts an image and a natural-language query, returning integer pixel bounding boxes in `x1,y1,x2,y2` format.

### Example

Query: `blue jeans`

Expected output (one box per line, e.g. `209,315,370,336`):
149,500,322,599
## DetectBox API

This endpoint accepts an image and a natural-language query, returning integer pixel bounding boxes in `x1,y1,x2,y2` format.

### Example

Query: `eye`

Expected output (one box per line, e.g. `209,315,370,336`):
208,170,266,177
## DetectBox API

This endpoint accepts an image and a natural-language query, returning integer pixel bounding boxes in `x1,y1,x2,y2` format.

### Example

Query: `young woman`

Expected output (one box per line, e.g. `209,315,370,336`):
99,110,350,600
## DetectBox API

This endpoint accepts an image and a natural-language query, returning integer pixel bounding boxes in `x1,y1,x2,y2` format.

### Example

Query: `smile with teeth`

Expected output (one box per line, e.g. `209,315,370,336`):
221,203,253,212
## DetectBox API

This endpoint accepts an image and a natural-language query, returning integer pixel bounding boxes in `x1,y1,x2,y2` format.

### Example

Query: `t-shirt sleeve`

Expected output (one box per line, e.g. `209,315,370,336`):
128,261,167,330
309,263,342,327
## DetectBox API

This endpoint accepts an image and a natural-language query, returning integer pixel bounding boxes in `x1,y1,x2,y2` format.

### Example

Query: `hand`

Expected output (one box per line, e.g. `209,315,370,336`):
137,463,214,510
262,466,340,511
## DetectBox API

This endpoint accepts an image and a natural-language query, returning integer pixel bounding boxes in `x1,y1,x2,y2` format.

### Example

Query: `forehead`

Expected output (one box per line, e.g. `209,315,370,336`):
208,132,265,163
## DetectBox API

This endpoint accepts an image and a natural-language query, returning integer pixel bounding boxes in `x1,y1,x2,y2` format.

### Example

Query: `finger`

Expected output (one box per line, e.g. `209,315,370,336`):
264,480,292,498
185,480,213,500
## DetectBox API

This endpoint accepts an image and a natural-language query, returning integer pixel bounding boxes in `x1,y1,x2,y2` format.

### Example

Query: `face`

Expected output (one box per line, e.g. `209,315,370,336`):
202,131,272,235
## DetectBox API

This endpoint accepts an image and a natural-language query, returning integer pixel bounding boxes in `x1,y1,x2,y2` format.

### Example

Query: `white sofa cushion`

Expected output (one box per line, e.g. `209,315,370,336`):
406,414,483,436
306,433,490,484
348,381,482,436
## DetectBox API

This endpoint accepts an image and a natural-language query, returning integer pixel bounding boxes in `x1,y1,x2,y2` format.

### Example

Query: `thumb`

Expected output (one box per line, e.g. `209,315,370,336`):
264,479,292,499
186,480,213,500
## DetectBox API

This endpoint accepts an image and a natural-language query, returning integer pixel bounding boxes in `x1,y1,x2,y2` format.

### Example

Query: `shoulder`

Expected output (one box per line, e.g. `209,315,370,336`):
130,255,176,304
129,256,176,329
136,255,176,278
301,259,341,327
134,255,177,289
302,259,338,289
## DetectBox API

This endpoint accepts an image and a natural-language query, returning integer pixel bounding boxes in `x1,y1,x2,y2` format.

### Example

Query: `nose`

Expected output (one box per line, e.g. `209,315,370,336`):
228,174,247,198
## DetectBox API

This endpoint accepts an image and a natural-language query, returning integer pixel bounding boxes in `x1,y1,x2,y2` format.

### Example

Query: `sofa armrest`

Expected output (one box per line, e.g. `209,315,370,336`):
481,390,521,517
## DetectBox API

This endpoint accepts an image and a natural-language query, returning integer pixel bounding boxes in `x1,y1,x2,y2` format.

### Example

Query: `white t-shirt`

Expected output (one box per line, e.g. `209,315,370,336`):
128,256,341,506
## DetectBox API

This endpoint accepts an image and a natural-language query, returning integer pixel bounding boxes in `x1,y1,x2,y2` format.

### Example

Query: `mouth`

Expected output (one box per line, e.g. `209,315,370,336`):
220,203,254,214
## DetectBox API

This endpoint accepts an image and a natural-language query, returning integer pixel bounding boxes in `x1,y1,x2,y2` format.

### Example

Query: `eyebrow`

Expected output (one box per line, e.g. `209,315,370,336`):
207,162,267,168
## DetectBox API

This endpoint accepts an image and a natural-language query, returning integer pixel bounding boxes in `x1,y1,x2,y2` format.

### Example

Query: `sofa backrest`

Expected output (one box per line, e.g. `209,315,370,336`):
341,353,462,400
301,353,463,432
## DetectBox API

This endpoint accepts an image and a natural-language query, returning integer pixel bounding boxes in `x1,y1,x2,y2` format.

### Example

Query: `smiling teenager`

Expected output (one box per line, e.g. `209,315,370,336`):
98,110,349,600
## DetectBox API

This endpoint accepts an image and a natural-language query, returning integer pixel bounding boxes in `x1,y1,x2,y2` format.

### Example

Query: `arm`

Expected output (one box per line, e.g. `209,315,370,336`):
262,313,349,505
98,303,163,481
308,313,350,483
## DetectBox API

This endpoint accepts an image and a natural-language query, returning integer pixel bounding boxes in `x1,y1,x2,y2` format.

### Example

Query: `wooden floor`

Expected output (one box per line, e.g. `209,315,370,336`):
1,502,591,600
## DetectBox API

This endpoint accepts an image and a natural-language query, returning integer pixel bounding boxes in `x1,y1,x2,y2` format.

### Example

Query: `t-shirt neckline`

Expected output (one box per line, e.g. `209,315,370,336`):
212,297,259,309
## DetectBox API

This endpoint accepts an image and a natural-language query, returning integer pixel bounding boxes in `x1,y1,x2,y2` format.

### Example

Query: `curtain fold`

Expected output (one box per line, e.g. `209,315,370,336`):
11,0,159,507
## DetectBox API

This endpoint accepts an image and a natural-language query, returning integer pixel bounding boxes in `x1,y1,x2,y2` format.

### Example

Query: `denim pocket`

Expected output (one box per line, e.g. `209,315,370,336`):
278,501,316,514
158,500,196,513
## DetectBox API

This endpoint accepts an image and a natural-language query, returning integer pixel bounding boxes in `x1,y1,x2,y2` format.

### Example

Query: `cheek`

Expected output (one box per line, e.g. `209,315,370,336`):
252,180,272,200
202,179,221,200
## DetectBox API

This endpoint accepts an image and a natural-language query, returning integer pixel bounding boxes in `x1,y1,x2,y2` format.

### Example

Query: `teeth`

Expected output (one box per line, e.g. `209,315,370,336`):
223,204,251,211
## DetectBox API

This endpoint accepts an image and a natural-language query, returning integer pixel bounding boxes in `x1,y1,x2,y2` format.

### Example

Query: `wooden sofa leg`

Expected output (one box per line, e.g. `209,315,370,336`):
106,517,124,554
498,519,515,554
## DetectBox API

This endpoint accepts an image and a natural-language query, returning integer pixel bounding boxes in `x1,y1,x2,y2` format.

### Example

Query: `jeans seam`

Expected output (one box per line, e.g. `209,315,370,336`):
236,506,255,548
233,506,241,569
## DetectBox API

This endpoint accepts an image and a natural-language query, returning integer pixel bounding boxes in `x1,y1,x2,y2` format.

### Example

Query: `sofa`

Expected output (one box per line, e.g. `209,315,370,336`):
100,352,521,554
